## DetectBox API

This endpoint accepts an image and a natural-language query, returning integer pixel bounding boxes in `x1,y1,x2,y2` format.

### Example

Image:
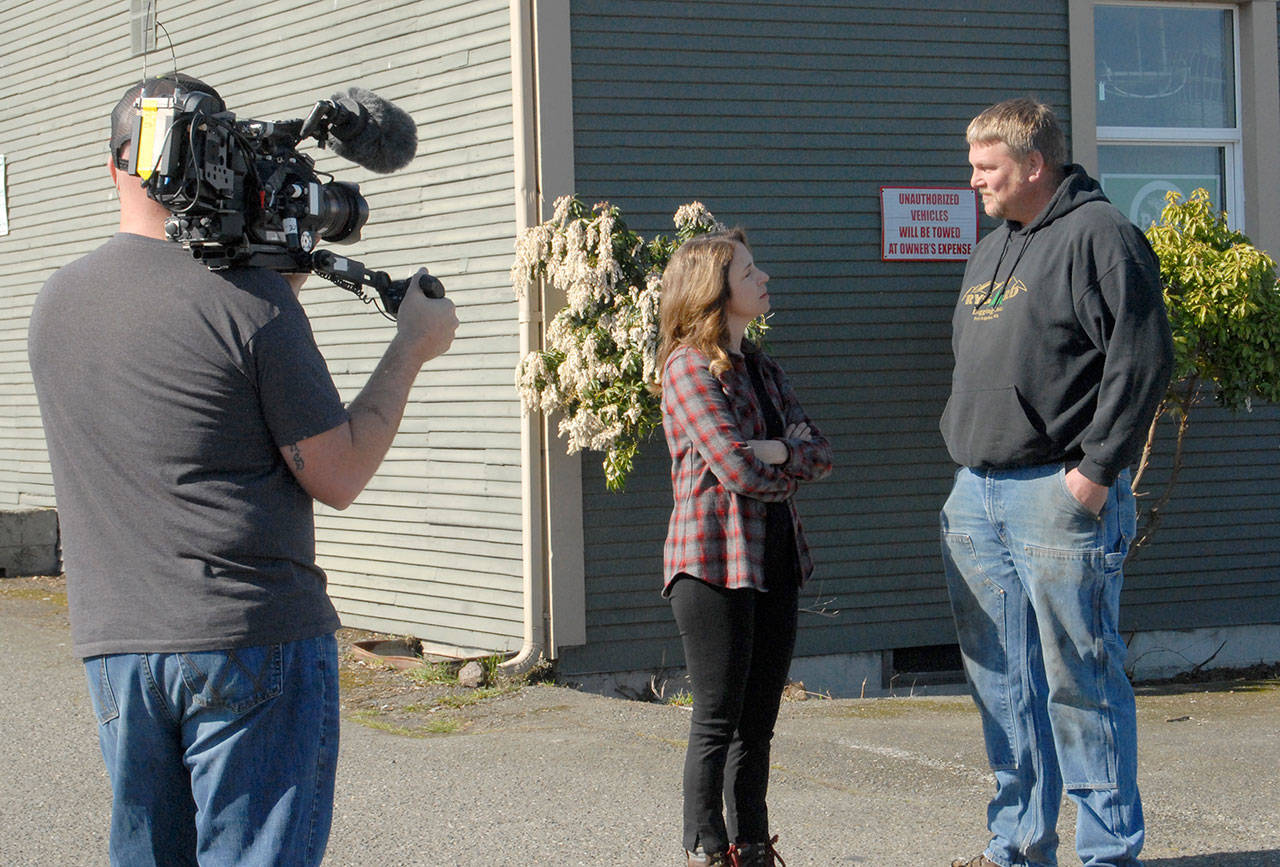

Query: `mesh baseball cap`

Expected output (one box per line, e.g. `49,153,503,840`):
109,73,223,157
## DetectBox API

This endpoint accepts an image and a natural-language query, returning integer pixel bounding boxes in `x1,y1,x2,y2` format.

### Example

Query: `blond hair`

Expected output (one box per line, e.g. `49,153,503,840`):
967,97,1068,170
657,228,748,379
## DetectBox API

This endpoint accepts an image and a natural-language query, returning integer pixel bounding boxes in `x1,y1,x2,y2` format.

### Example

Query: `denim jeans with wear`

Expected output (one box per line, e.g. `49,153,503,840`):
941,464,1143,867
84,633,339,866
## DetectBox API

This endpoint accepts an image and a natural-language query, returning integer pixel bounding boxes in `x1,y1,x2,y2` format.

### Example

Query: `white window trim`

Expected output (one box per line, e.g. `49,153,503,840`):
1096,128,1241,140
1096,3,1244,228
1069,0,1280,255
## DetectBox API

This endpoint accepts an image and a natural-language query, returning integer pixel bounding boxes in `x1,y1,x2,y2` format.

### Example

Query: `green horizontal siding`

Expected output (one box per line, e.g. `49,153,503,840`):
559,0,1280,677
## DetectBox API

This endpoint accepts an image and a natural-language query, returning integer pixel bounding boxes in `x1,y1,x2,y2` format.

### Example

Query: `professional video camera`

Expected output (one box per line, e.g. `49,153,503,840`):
123,85,441,316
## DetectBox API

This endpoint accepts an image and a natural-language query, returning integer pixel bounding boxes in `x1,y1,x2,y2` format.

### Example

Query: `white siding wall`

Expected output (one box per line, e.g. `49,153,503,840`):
0,0,524,656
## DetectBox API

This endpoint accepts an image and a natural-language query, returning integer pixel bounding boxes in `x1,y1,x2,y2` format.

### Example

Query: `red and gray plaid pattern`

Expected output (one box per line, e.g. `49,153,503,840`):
661,345,833,593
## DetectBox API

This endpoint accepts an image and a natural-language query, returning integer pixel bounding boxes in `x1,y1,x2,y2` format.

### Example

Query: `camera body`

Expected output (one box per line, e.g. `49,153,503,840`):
130,90,369,271
125,88,432,314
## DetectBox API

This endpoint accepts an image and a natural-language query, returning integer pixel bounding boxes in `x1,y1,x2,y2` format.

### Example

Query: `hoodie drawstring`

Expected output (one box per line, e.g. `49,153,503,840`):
973,230,1034,312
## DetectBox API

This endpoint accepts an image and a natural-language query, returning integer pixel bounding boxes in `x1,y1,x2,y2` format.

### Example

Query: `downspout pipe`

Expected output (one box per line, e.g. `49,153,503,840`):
501,0,548,675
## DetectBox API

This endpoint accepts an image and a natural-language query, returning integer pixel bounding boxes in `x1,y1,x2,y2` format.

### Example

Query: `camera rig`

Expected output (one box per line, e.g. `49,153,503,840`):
125,88,440,316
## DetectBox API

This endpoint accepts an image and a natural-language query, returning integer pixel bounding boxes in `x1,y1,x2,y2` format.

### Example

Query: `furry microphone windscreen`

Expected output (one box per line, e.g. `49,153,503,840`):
329,87,418,174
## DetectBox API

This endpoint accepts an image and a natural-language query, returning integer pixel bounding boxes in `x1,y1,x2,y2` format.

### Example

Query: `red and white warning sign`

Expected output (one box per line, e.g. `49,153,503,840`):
880,186,979,261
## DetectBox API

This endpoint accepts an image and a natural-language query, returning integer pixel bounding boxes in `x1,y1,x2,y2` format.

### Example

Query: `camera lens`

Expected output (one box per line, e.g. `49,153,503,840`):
315,181,369,243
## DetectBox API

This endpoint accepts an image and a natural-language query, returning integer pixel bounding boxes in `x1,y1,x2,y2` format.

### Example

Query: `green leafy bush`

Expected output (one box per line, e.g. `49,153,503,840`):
1136,188,1280,546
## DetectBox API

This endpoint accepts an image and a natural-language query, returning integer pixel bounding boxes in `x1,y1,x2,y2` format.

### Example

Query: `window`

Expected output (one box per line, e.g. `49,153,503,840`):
1093,3,1242,229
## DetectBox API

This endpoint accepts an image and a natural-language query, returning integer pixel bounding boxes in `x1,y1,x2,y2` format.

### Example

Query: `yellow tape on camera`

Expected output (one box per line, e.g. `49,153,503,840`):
134,97,176,180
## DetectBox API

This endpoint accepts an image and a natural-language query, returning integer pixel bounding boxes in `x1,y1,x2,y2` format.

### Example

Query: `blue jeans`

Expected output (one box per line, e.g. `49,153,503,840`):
84,634,339,866
941,465,1143,867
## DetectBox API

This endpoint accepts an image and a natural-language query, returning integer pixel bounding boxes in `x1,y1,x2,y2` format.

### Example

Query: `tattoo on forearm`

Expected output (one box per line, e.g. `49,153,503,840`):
288,443,304,471
362,405,394,428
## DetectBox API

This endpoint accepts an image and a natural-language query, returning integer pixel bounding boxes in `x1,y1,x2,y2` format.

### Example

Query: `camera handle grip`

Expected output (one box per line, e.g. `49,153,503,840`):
382,271,445,315
309,249,444,319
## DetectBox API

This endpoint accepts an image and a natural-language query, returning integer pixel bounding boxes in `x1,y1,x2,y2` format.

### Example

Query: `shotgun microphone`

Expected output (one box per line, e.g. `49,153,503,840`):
324,87,418,174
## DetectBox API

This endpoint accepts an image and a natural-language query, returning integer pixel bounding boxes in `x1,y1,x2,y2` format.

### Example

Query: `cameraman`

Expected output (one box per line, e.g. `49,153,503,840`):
27,74,458,866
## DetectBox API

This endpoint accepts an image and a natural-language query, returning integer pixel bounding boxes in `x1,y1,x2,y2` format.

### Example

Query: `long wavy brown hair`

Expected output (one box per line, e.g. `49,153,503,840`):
657,228,749,380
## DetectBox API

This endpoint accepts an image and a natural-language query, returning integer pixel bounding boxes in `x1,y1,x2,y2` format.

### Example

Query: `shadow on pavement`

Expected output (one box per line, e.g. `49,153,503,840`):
1133,663,1280,698
1144,852,1280,866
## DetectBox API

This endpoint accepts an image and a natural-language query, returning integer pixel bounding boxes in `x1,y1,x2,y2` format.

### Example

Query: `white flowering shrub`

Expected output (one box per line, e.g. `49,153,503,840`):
512,196,724,491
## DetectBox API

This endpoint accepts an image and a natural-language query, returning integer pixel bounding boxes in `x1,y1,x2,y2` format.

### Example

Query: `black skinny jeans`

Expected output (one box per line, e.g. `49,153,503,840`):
669,573,800,853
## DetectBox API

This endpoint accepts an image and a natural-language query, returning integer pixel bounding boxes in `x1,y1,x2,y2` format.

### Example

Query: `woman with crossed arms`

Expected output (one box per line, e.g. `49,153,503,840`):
658,229,833,867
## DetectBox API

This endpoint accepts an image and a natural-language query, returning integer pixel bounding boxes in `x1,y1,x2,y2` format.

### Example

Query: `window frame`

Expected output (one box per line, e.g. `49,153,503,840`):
1095,3,1244,228
1069,0,1280,253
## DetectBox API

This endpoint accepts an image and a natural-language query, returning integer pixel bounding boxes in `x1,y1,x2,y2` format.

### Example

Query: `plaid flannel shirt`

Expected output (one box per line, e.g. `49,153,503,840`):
661,344,833,594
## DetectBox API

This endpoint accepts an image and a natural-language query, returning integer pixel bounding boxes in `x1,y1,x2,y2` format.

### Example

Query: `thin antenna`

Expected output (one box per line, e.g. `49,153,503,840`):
156,18,179,79
139,1,179,81
140,0,154,78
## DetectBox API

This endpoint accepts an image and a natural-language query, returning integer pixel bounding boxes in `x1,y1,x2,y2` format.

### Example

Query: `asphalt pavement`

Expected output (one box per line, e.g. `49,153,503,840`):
1,583,1277,866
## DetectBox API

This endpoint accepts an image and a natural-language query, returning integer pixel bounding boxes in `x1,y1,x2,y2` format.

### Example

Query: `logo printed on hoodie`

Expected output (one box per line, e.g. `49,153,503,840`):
963,276,1028,322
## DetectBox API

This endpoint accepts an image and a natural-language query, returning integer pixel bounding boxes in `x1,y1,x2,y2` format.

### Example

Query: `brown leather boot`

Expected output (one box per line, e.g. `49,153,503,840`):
950,856,1001,867
686,846,735,866
731,835,786,867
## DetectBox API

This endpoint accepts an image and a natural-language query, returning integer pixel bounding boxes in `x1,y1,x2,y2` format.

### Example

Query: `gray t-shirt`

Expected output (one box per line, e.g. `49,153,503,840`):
29,233,347,657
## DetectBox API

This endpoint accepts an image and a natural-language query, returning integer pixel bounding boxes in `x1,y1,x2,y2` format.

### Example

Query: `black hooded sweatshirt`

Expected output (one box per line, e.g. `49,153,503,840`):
941,165,1174,487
